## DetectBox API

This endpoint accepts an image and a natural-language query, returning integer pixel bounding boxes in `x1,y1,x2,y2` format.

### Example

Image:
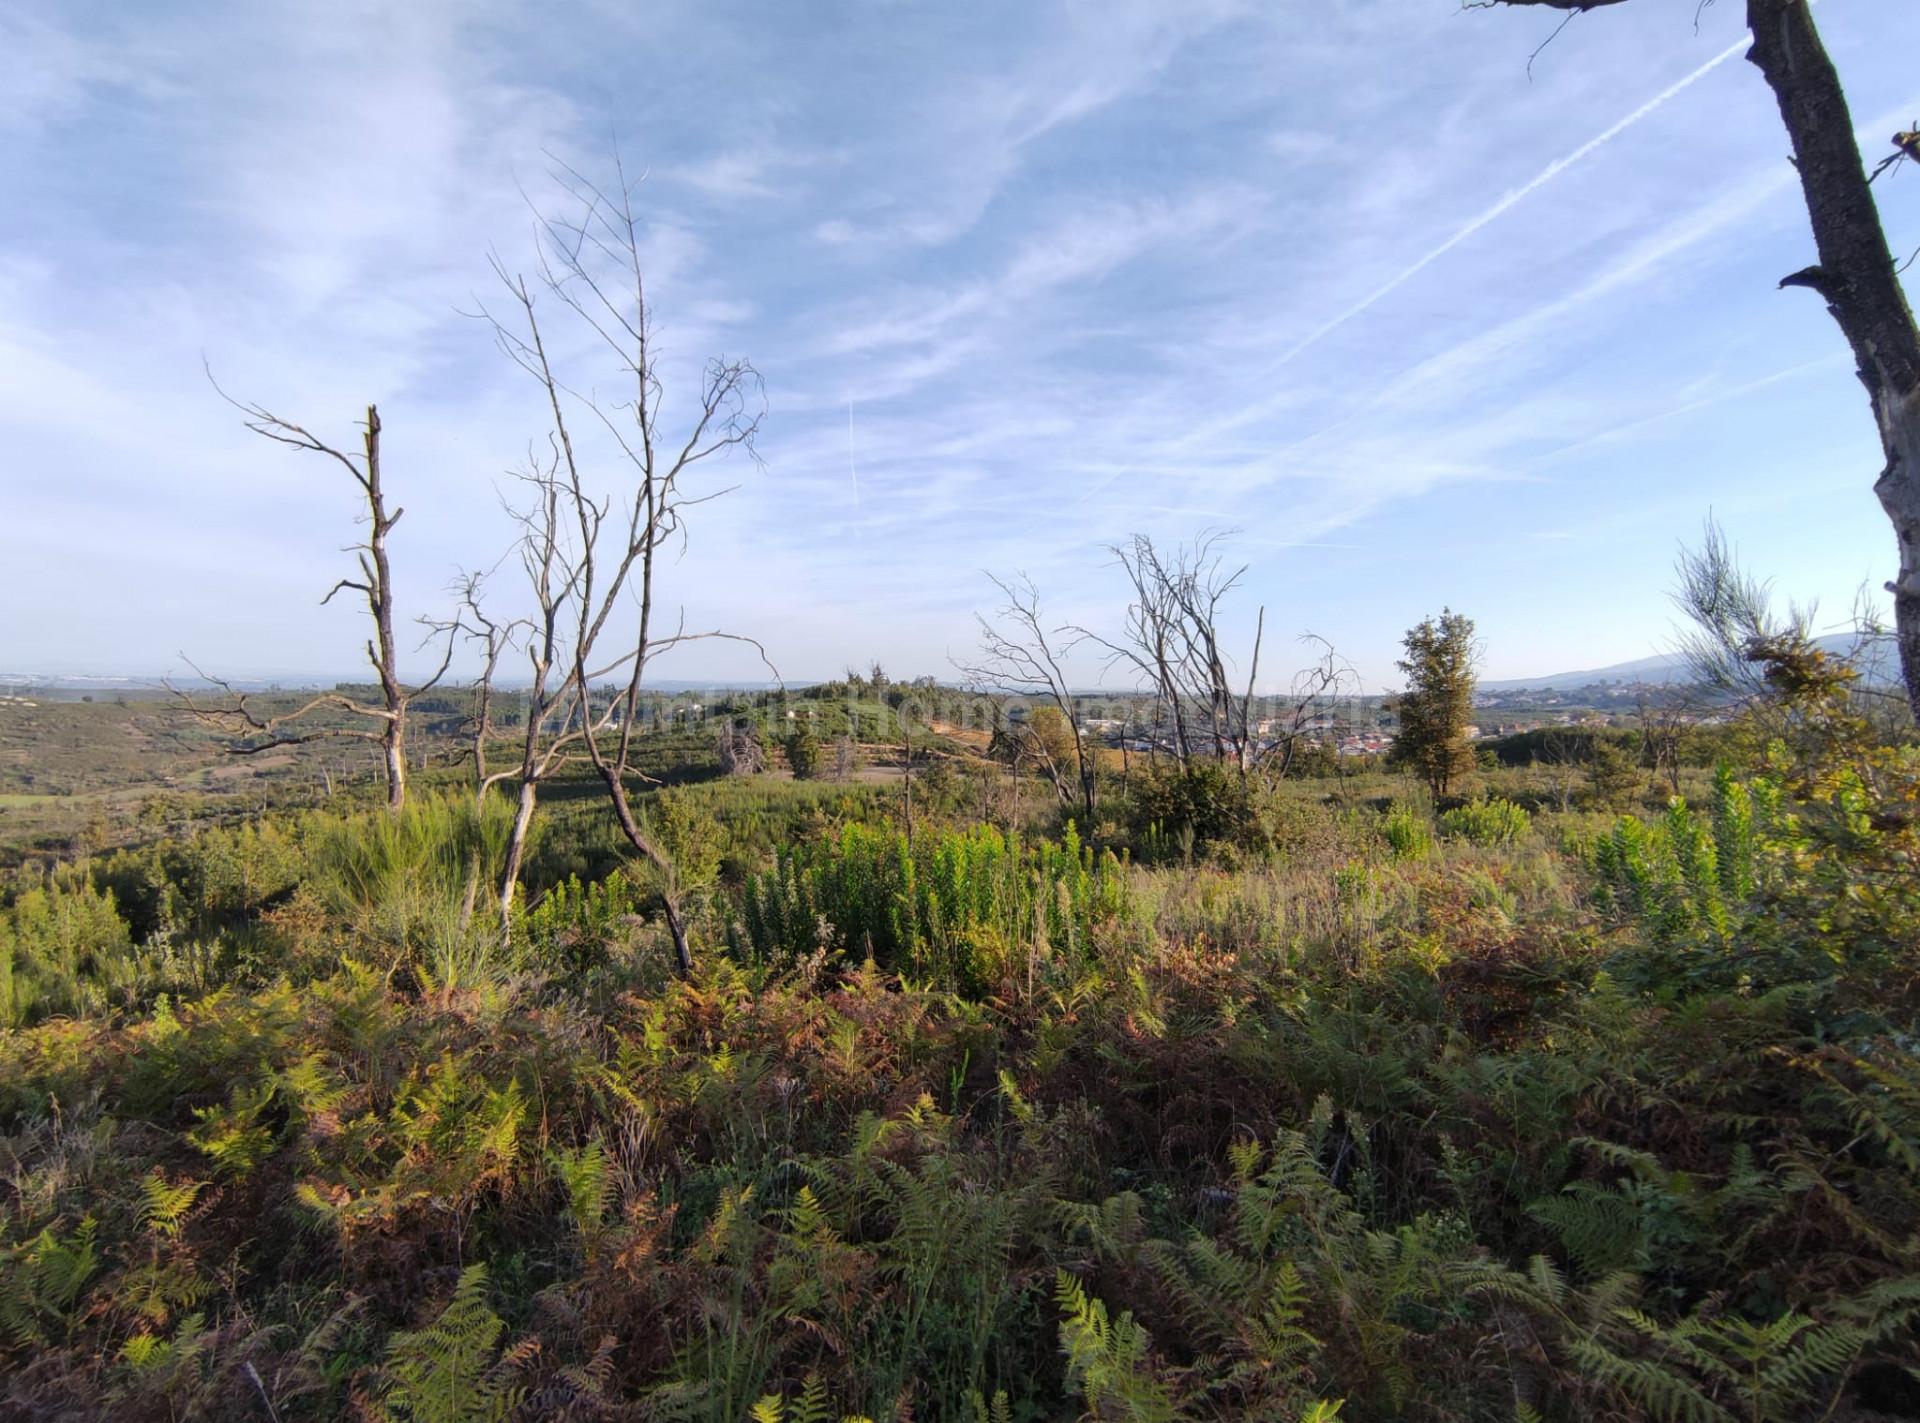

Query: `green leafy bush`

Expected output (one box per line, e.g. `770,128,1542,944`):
1436,796,1530,846
743,820,1131,986
0,878,136,1028
1128,762,1257,859
1379,804,1432,861
785,727,822,780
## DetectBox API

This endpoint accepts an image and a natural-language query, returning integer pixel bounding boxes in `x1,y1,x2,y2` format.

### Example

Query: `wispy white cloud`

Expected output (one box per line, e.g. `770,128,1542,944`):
1204,30,1753,440
2,0,1916,684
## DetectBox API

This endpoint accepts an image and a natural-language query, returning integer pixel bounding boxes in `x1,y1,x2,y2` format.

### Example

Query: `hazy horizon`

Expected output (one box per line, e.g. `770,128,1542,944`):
5,0,1917,689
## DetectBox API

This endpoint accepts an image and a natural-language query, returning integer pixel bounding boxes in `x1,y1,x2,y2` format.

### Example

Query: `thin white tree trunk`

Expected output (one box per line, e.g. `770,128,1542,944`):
498,780,538,932
1878,389,1920,713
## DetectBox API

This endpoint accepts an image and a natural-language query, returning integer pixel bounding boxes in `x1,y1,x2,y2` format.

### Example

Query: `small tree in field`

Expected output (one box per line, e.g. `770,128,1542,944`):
785,726,821,780
1391,609,1480,799
1586,737,1640,809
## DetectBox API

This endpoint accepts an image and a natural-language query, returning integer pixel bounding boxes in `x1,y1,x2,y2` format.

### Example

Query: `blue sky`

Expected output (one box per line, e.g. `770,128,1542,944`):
3,0,1917,690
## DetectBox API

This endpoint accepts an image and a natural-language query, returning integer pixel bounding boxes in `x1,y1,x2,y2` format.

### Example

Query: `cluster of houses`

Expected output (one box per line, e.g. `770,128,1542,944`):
1067,706,1402,759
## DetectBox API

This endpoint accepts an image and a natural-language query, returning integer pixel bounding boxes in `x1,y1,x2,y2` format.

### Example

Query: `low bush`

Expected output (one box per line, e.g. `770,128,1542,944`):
1379,802,1433,861
1437,796,1530,846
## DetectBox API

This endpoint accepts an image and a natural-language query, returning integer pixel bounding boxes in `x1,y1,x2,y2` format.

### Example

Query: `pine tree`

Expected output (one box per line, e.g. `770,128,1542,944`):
785,726,822,780
1389,609,1479,799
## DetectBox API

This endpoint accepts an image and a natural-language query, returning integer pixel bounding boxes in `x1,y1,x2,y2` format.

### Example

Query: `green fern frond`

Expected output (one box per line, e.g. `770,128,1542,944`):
1056,1268,1182,1422
0,1217,99,1346
379,1264,531,1423
188,1078,278,1179
549,1139,614,1242
967,1390,1013,1423
137,1171,206,1241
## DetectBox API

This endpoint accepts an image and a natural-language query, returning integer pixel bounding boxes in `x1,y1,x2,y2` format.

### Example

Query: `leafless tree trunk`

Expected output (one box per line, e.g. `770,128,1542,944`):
474,157,768,974
482,449,585,934
1074,532,1355,790
1255,636,1362,785
172,397,452,809
422,569,530,809
958,573,1098,826
1479,0,1920,718
1101,537,1196,767
1635,690,1687,796
500,777,539,917
719,721,766,775
359,407,410,808
420,570,529,933
1745,0,1920,720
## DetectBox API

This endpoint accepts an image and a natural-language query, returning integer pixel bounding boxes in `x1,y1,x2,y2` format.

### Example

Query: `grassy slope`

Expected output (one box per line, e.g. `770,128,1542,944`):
1,704,1917,1420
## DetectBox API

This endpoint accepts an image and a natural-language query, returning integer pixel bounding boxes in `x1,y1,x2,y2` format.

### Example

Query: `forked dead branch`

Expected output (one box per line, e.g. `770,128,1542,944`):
468,155,772,972
169,391,454,812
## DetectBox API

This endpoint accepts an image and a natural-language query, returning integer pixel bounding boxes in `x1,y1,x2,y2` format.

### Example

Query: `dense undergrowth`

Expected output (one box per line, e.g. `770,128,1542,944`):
3,677,1919,1419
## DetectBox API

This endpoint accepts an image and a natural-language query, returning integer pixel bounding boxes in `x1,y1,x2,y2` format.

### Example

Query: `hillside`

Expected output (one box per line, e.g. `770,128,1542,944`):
1481,632,1897,693
3,645,1919,1419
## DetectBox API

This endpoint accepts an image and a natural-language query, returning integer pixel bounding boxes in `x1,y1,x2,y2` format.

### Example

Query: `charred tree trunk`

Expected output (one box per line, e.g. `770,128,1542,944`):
1744,0,1920,718
1483,0,1920,715
360,407,410,811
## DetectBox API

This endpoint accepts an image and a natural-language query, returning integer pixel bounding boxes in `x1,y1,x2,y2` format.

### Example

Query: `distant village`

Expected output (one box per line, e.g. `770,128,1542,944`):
1055,677,1729,761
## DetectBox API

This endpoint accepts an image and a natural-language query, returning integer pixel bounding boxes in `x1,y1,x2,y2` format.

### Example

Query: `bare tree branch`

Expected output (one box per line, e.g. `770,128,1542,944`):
956,571,1098,825
477,157,767,972
171,389,453,812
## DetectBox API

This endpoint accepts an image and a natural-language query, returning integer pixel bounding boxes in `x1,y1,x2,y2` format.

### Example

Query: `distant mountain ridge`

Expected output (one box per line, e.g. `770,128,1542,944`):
1481,652,1696,693
1482,633,1896,693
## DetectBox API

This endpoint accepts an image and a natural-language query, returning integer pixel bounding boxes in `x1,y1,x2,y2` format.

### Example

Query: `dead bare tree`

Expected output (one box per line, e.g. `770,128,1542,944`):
1071,533,1357,790
718,720,766,775
1635,689,1687,797
473,157,768,974
957,572,1098,827
172,396,452,810
830,733,859,782
428,569,529,806
1254,636,1364,784
1103,537,1197,765
487,451,580,933
1475,0,1920,720
1072,534,1241,773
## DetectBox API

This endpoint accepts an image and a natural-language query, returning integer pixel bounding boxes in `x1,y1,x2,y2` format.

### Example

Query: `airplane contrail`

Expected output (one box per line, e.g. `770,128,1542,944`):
847,400,861,507
1269,29,1752,373
1069,25,1760,509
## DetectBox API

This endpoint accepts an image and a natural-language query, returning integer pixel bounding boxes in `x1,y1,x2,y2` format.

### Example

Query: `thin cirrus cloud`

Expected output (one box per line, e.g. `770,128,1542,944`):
0,0,1916,687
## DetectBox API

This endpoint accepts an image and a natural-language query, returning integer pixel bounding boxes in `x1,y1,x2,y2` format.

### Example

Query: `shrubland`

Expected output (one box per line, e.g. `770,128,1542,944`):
1,652,1918,1421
